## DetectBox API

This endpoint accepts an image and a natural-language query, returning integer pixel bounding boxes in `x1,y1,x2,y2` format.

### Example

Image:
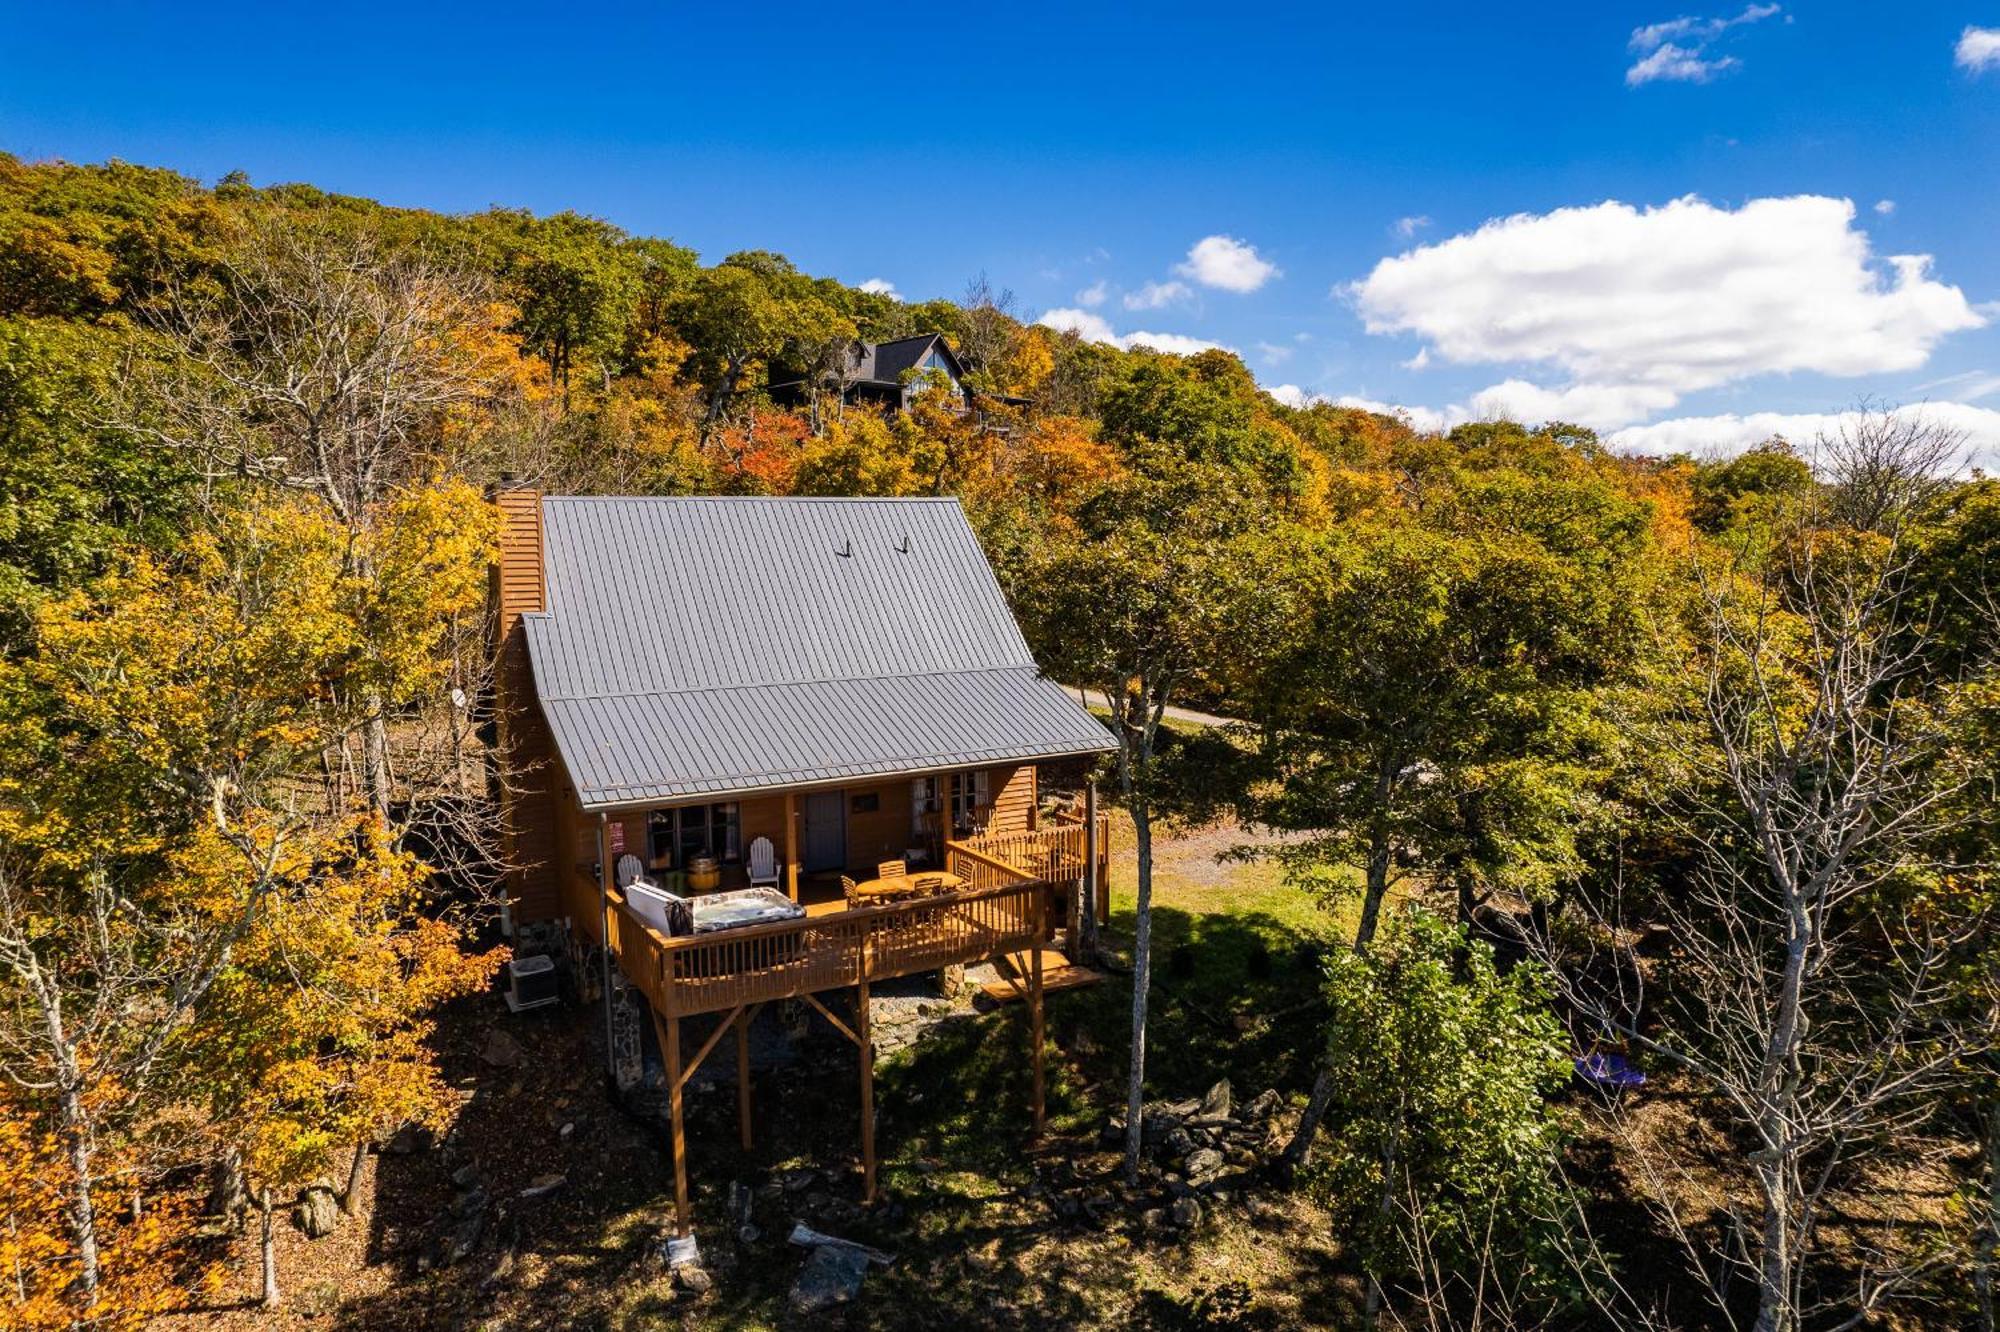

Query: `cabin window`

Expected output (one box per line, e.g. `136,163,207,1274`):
950,771,991,829
647,803,741,866
912,776,941,836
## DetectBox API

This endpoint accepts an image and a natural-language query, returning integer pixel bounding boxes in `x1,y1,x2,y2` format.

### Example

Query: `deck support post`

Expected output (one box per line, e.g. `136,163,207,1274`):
784,792,799,902
857,978,876,1205
735,1008,754,1151
1031,891,1046,1141
1085,780,1104,927
597,814,614,1078
654,1003,692,1239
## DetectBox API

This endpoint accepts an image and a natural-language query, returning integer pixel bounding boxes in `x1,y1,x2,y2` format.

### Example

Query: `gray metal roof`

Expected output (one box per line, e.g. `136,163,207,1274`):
523,496,1114,809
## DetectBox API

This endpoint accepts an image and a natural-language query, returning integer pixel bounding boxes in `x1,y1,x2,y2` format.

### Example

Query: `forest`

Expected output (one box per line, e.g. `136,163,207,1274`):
0,152,1997,1332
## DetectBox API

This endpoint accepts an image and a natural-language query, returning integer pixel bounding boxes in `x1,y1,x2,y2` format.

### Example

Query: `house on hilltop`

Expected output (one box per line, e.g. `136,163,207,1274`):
488,484,1113,1240
769,331,1026,418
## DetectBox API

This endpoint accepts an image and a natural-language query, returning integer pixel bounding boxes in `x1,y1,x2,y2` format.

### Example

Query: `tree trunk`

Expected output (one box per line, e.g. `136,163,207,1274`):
1362,1105,1403,1330
209,1148,246,1229
1279,1066,1335,1177
363,704,392,826
339,1141,368,1216
1352,820,1394,951
1284,821,1395,1171
60,1085,99,1302
1753,1161,1792,1332
1122,796,1156,1185
701,356,745,443
259,1187,280,1309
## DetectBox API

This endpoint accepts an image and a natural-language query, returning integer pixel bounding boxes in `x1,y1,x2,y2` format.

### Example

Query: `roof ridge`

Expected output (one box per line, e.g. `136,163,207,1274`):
535,663,1044,705
540,494,960,505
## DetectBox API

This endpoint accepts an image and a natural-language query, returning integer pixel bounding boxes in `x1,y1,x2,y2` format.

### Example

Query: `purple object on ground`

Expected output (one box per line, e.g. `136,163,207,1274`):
1574,1052,1647,1089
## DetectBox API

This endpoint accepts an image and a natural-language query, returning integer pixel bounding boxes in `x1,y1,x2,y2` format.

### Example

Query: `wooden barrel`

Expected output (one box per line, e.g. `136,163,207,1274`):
687,855,721,892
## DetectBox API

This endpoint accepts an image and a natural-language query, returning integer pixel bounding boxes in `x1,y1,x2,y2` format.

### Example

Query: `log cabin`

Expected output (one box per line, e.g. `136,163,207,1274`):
489,485,1116,1241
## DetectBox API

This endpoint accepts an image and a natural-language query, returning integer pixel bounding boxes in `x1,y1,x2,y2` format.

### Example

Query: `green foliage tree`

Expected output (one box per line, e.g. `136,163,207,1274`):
1312,910,1573,1327
1018,448,1275,1183
0,318,196,639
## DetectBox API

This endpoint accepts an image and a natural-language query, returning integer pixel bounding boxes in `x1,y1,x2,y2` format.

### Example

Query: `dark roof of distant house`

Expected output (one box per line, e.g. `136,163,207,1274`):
521,496,1114,809
850,333,961,387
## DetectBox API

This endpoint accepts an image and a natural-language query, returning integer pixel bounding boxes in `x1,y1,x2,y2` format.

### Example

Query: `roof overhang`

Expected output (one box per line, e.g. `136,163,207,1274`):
530,664,1117,813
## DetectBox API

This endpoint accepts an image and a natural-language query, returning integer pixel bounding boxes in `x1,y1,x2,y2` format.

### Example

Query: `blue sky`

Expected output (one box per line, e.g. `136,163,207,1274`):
4,2,2000,456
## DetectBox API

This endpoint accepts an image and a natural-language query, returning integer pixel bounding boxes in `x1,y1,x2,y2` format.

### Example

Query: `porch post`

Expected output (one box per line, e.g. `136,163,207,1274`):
1031,890,1046,1140
598,814,614,1077
857,978,876,1204
784,791,799,902
1085,780,1104,926
735,1009,754,1151
659,1001,691,1238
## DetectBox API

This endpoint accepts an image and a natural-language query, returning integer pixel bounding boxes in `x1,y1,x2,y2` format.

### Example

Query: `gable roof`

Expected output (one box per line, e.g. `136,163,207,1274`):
521,496,1113,809
846,333,964,388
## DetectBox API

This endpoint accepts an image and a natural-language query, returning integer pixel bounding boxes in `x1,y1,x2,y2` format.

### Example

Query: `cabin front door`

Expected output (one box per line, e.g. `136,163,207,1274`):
802,791,846,873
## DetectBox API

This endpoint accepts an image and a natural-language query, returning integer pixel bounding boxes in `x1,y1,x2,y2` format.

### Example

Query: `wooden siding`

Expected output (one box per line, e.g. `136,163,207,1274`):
987,763,1036,834
492,486,564,923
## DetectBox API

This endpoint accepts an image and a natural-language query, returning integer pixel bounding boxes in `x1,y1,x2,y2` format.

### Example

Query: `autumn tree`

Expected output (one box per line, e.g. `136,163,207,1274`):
1019,449,1272,1183
0,498,379,1316
1552,413,1997,1332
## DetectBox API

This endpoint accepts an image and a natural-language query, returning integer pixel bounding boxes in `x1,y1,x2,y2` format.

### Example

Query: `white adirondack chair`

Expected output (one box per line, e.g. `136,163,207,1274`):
615,854,645,889
746,836,781,890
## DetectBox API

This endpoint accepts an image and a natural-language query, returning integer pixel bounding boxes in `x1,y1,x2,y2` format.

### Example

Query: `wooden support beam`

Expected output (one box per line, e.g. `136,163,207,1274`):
651,1006,692,1238
1085,780,1105,926
801,991,861,1048
598,814,614,1076
857,976,876,1205
736,1006,754,1151
784,791,799,902
675,1003,746,1093
1031,891,1046,1141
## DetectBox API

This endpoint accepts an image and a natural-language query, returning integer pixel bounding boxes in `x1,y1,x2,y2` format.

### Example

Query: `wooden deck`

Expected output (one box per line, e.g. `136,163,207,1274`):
607,874,1048,1020
591,813,1110,1238
594,813,1112,1021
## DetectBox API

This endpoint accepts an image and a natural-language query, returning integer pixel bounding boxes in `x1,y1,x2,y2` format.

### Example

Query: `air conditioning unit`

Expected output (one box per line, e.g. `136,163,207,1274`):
504,954,560,1013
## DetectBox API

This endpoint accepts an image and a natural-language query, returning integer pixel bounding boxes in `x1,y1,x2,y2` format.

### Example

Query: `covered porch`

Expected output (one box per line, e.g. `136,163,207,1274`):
577,807,1109,1241
588,804,1112,1240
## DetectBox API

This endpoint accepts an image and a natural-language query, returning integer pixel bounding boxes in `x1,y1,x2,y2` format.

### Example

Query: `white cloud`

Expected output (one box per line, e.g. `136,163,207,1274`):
1957,26,2000,73
1608,402,2000,471
1177,235,1280,293
1075,280,1109,308
858,278,900,299
1874,199,1896,216
1626,44,1739,85
1036,308,1234,357
1349,194,1984,429
1332,395,1453,433
1912,369,2000,401
1393,215,1431,240
1255,340,1295,364
1267,384,1318,409
1627,4,1780,85
1123,279,1194,311
1402,346,1431,370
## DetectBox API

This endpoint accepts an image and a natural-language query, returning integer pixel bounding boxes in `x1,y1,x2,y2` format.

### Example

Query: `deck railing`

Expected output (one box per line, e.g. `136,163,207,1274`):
950,815,1109,886
609,875,1046,1019
592,819,1109,1019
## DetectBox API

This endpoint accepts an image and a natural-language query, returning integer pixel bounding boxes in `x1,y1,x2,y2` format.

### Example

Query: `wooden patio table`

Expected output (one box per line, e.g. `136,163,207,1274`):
849,870,967,904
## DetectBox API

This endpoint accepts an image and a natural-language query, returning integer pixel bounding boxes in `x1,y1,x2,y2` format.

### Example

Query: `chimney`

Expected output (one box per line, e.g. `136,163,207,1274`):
491,481,546,641
488,482,558,928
